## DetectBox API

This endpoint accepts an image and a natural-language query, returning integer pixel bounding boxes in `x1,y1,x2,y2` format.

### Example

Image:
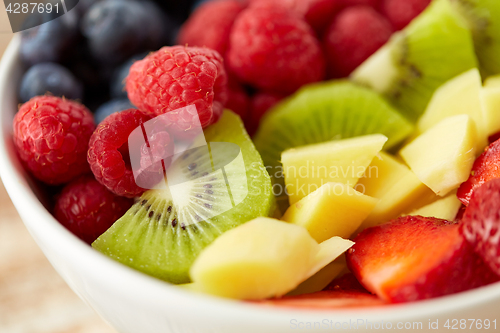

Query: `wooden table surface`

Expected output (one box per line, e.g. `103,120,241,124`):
0,7,116,333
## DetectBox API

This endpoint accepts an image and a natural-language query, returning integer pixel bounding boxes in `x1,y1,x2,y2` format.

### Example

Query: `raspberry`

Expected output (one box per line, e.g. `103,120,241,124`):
461,178,500,276
54,175,133,244
247,91,285,136
249,0,342,35
227,6,325,94
341,0,380,7
177,0,246,56
88,109,171,198
226,76,250,120
323,6,393,78
13,96,95,185
126,46,228,137
380,0,431,31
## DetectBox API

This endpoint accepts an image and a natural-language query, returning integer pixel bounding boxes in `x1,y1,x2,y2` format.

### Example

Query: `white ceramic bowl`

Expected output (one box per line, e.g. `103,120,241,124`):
2,36,500,333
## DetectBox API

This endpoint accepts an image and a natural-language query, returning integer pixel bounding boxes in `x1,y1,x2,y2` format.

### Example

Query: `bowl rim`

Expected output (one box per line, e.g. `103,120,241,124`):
2,35,500,325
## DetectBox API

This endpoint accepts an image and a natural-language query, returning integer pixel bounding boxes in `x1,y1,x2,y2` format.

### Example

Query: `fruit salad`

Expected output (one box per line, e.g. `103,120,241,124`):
9,0,500,310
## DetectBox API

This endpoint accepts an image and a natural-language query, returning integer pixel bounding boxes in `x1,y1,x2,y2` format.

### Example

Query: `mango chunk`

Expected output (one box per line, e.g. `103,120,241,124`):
189,218,353,300
356,153,436,233
482,86,500,137
282,134,387,205
400,115,477,197
485,74,500,88
408,193,462,221
282,182,377,242
287,257,346,296
417,69,487,149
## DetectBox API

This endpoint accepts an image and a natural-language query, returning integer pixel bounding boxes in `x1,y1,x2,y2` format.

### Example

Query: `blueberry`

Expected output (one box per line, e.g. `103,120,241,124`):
94,99,136,124
110,52,148,99
20,11,79,66
75,0,102,17
19,63,84,103
192,0,212,11
82,0,169,64
152,0,195,22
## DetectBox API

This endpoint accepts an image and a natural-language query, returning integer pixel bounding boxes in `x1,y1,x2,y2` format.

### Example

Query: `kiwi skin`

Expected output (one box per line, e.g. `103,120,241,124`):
92,111,275,284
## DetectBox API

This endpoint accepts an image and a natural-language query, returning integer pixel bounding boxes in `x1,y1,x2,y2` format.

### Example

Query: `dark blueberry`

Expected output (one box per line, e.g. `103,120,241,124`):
192,0,212,11
82,0,170,64
153,0,194,22
110,52,148,99
75,0,102,18
20,11,79,66
19,63,83,103
94,98,136,124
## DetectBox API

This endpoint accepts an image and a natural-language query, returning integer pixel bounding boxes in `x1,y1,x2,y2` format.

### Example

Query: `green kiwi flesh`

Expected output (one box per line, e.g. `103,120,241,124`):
451,0,500,76
352,0,478,122
92,111,275,284
253,81,414,212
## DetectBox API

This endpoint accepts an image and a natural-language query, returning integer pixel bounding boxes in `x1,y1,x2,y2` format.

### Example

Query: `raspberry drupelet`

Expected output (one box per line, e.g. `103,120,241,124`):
126,46,228,139
13,96,95,185
88,109,173,198
55,175,134,244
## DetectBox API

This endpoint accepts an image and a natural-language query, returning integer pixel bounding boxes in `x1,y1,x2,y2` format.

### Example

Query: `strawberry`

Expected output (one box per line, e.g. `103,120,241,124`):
324,273,368,292
347,216,499,303
457,139,500,206
461,178,500,276
254,290,386,309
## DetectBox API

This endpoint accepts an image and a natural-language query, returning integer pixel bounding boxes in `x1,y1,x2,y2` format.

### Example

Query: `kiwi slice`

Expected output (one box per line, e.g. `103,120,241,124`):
352,0,478,122
253,81,414,211
92,111,275,284
451,0,500,76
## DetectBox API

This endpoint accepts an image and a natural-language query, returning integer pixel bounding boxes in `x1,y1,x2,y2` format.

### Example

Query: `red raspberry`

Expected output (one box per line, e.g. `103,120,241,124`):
249,0,342,35
226,76,250,120
178,0,246,56
54,175,133,244
461,178,500,276
247,91,285,136
323,6,393,78
380,0,431,31
341,0,380,7
13,96,95,185
88,109,171,198
227,6,325,94
126,46,228,137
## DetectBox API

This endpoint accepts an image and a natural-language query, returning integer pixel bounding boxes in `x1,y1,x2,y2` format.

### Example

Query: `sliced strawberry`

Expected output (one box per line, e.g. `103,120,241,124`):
461,178,500,276
457,139,500,206
489,131,500,144
254,290,386,309
325,273,369,292
347,216,499,303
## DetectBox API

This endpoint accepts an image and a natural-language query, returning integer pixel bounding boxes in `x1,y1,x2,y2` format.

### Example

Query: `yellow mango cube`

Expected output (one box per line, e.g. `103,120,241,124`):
282,134,387,204
408,193,462,221
356,153,437,233
482,86,500,137
282,182,377,242
417,69,487,150
189,218,353,300
400,115,477,197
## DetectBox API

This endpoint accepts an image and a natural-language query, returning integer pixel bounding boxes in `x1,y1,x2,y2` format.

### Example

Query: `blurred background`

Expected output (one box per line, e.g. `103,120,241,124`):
0,2,115,332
